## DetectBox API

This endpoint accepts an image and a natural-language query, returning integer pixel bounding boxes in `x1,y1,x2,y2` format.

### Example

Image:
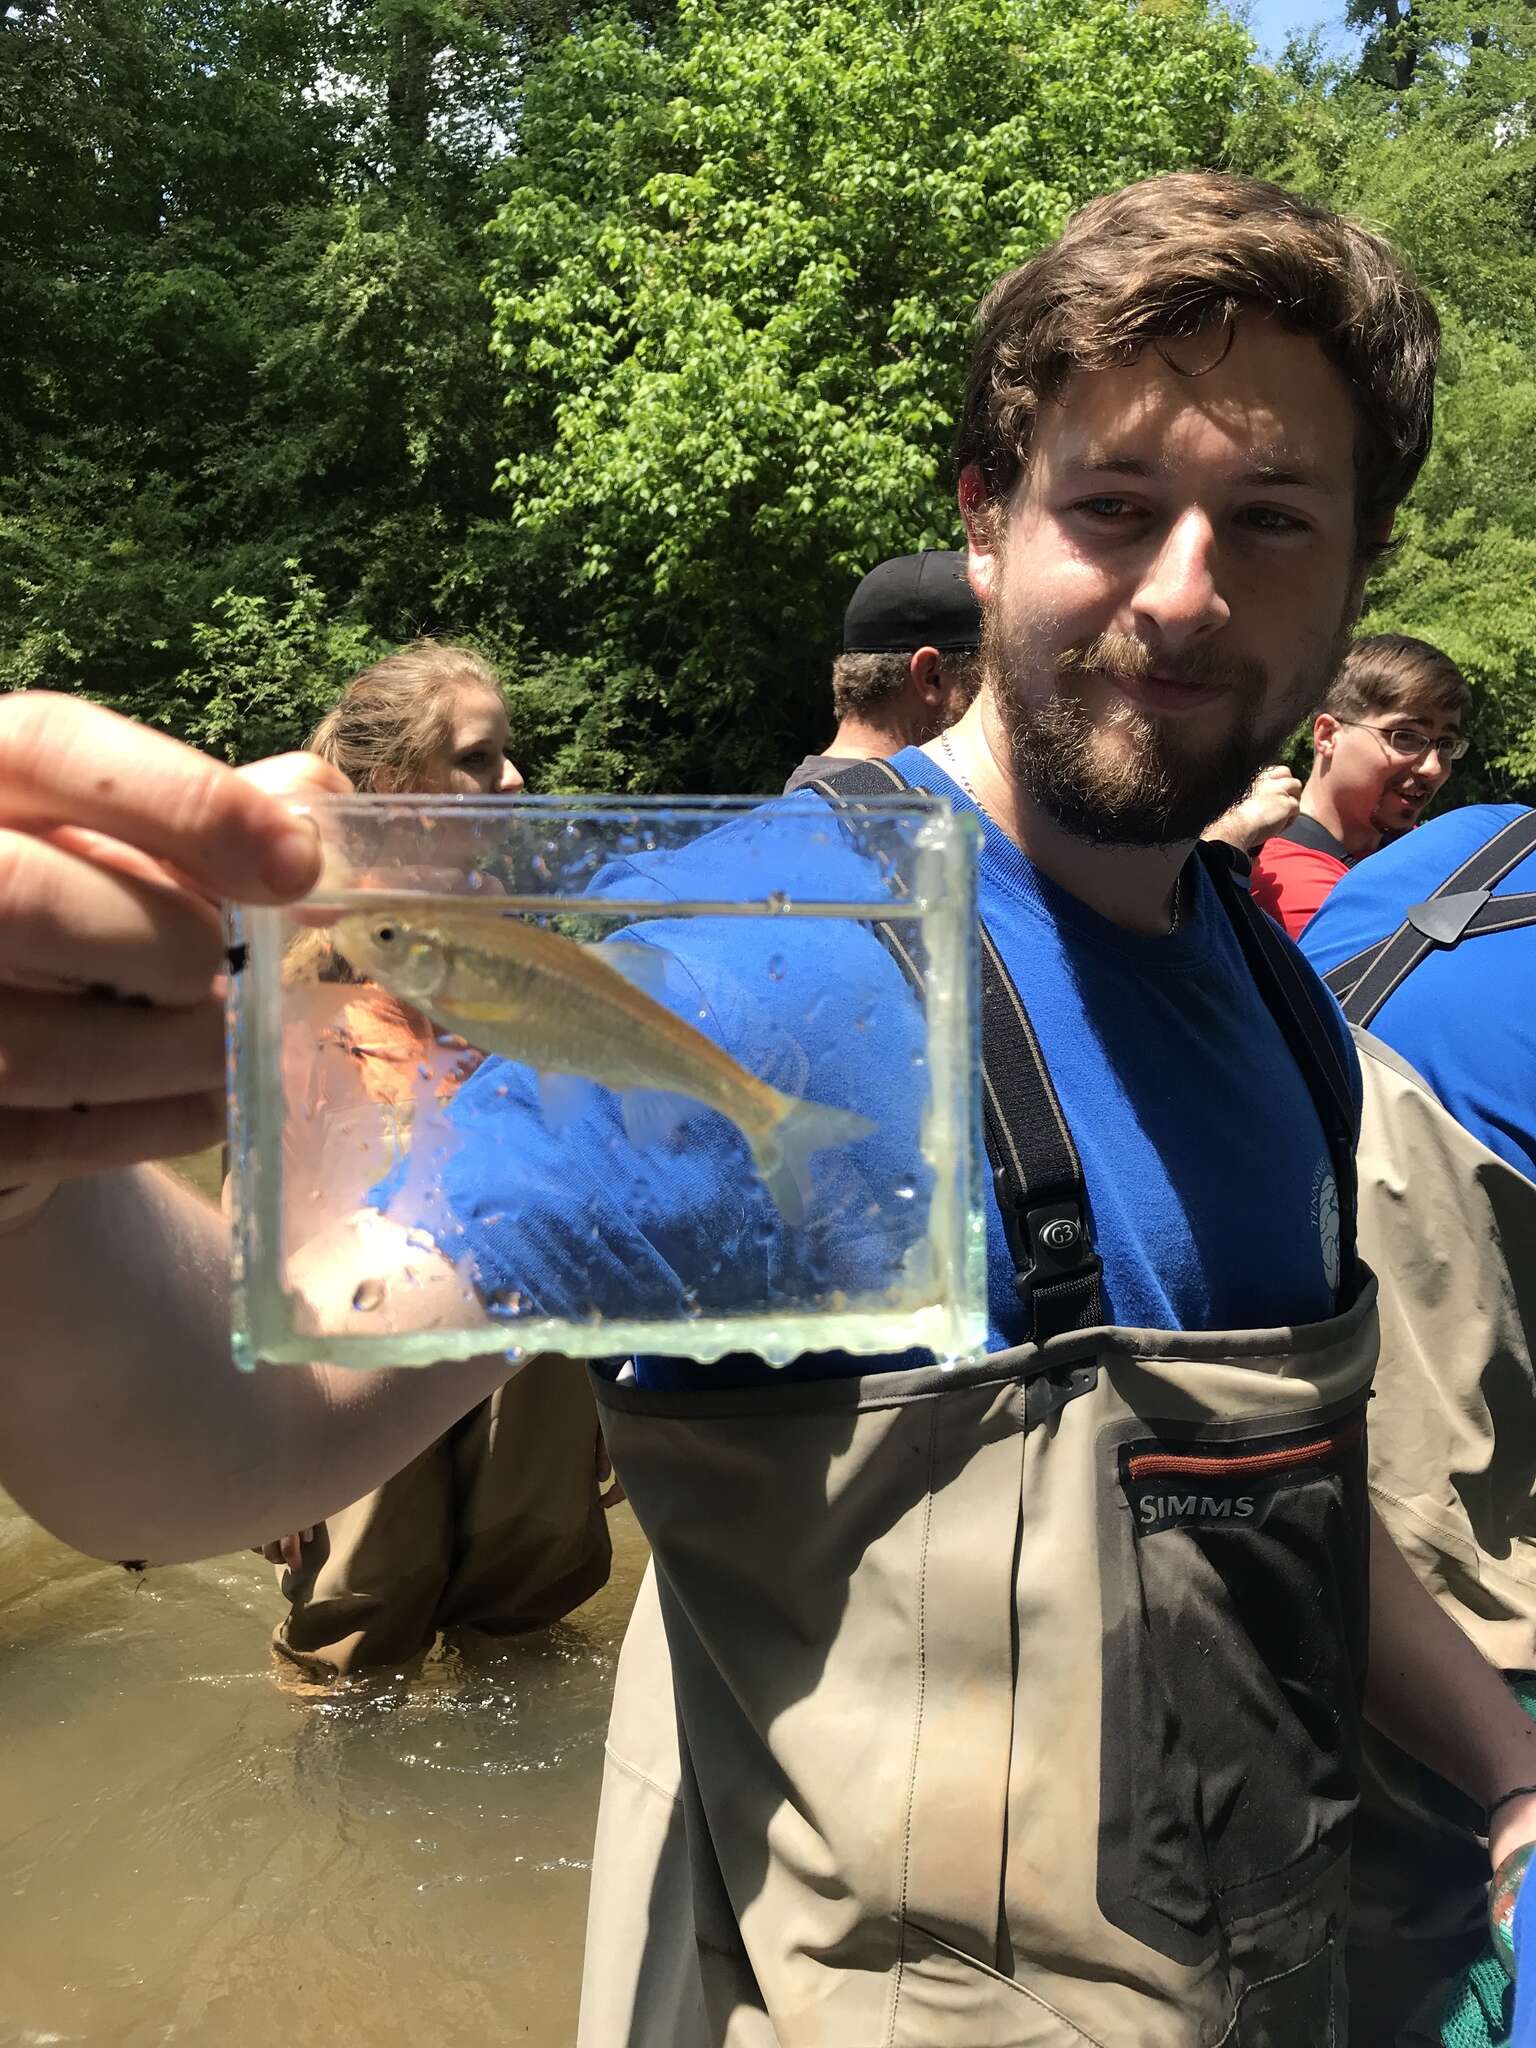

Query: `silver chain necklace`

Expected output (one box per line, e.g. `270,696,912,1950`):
937,729,1184,936
938,729,984,811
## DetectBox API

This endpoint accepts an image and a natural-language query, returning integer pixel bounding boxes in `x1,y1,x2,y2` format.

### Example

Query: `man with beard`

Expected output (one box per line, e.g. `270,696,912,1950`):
3,171,1536,2047
1248,633,1469,937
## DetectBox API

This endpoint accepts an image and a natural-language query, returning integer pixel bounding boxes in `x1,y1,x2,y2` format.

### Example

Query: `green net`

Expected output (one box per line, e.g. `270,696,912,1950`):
1442,1953,1515,2048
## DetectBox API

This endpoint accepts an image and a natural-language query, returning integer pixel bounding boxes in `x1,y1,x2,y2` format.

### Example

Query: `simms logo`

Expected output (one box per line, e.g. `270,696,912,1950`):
1138,1493,1255,1528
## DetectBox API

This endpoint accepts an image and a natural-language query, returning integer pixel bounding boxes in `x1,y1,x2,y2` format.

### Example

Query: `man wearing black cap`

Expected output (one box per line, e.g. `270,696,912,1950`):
783,549,980,794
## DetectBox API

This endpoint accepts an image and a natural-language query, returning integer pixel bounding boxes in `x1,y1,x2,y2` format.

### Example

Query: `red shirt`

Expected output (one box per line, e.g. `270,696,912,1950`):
1249,829,1351,939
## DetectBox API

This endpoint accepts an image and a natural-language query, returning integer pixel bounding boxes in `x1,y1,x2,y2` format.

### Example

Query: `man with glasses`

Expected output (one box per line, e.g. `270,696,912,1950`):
1249,633,1470,937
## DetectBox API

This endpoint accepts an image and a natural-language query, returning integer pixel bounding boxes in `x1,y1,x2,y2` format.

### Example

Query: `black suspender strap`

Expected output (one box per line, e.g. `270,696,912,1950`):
1197,840,1360,1296
1321,810,1536,1027
810,760,1105,1341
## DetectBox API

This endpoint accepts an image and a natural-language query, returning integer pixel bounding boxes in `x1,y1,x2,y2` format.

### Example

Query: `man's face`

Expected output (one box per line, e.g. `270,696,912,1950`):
1318,706,1461,840
965,315,1368,846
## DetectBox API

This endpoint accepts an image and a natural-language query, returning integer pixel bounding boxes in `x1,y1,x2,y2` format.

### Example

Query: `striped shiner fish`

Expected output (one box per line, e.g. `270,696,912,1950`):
333,903,876,1224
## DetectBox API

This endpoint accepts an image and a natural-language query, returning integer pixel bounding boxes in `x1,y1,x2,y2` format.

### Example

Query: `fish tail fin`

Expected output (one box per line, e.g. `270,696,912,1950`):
749,1095,877,1226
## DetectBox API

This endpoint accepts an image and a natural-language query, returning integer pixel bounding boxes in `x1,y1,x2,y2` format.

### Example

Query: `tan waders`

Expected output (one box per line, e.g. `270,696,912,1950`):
274,1357,612,1680
1341,1045,1536,2037
579,767,1378,2048
272,980,612,1678
1321,818,1536,2042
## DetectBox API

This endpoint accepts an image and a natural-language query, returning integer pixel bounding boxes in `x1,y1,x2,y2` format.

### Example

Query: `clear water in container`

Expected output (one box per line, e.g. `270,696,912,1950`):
228,789,983,1372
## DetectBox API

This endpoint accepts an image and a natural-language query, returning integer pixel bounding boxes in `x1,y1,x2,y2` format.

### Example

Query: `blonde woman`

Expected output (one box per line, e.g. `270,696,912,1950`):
262,641,614,1679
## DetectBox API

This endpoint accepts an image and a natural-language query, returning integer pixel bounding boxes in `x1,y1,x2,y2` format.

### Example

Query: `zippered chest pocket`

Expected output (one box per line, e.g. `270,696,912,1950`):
1096,1407,1370,1966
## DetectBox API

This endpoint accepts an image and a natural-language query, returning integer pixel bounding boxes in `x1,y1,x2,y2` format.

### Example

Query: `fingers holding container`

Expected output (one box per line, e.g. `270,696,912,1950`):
0,693,346,1189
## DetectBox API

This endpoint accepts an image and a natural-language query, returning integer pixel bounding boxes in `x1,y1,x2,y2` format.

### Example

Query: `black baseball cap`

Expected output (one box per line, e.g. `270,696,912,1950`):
841,550,981,654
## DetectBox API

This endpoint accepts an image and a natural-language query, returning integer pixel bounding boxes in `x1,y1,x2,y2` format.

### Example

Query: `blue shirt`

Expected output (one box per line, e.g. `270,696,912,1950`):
389,748,1357,1387
1516,1869,1536,2046
1301,804,1536,1185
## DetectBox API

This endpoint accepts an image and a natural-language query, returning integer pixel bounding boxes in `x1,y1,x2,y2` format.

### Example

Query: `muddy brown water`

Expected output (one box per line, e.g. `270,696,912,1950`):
0,1151,647,2047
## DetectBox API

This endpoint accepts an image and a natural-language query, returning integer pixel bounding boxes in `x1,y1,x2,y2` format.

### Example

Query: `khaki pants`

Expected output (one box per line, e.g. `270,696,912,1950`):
274,1358,611,1678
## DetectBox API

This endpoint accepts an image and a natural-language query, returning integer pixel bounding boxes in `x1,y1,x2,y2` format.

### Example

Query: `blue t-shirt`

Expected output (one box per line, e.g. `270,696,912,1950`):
1301,804,1536,1185
1516,1868,1536,2046
389,748,1358,1387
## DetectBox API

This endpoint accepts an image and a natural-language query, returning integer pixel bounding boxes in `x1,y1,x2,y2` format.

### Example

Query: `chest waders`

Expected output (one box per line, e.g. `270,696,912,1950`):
580,763,1378,2048
1317,815,1536,2041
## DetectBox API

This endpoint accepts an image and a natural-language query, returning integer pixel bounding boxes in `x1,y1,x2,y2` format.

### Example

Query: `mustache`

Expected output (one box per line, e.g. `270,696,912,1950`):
1053,632,1266,695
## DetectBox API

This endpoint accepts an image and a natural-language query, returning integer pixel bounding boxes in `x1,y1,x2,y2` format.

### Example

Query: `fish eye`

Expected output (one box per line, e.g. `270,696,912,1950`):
373,923,397,945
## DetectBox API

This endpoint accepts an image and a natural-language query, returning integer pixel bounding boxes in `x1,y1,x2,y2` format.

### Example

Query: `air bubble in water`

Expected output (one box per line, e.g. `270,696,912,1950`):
893,1179,916,1202
352,1278,386,1313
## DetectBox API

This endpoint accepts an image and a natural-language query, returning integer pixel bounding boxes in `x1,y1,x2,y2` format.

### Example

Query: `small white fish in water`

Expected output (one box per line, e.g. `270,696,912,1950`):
332,903,876,1224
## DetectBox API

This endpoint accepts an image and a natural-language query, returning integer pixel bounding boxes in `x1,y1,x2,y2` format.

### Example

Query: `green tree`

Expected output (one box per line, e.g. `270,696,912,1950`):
0,1,556,741
169,565,383,761
482,0,1256,790
1235,0,1536,799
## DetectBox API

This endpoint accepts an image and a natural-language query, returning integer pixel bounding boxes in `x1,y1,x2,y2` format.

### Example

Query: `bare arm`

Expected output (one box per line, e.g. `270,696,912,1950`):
1366,1501,1536,1869
0,1164,516,1564
1201,764,1302,854
0,697,523,1564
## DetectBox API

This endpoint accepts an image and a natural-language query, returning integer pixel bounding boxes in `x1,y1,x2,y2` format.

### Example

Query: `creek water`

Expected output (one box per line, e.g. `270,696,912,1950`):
0,1155,647,2048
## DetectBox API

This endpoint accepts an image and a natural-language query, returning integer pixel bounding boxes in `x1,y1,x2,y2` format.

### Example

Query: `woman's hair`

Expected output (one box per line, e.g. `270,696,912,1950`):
286,639,507,986
307,639,505,794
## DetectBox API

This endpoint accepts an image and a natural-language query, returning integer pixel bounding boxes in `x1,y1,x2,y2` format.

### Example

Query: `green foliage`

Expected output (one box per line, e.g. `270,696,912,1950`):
0,0,543,751
2,0,1533,799
1233,0,1536,800
169,566,383,762
483,0,1256,788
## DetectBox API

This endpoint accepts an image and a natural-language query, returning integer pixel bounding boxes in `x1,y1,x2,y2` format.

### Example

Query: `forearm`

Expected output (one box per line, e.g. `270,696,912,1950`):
1366,1503,1536,1864
0,1166,515,1564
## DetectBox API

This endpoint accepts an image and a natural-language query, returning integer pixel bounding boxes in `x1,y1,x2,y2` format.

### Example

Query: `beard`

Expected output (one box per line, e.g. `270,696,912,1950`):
983,600,1346,848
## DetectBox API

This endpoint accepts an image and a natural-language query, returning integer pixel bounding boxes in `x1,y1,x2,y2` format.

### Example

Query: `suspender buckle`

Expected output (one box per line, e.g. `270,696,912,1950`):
995,1175,1102,1309
1407,887,1490,946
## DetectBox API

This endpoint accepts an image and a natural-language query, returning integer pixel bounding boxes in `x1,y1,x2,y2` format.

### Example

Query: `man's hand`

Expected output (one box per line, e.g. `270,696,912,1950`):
255,1531,314,1571
1201,764,1302,854
0,693,348,1195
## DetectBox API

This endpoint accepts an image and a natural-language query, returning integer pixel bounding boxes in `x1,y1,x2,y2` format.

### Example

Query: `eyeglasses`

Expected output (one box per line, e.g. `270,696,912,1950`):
1335,719,1469,765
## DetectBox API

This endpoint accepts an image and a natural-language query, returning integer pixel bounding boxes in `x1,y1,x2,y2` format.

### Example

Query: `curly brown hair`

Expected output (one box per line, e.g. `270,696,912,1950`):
1324,634,1470,722
957,172,1440,558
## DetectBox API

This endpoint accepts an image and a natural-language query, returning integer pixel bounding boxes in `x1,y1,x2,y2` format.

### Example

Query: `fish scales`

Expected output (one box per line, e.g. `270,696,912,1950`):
437,917,782,1138
330,902,878,1225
